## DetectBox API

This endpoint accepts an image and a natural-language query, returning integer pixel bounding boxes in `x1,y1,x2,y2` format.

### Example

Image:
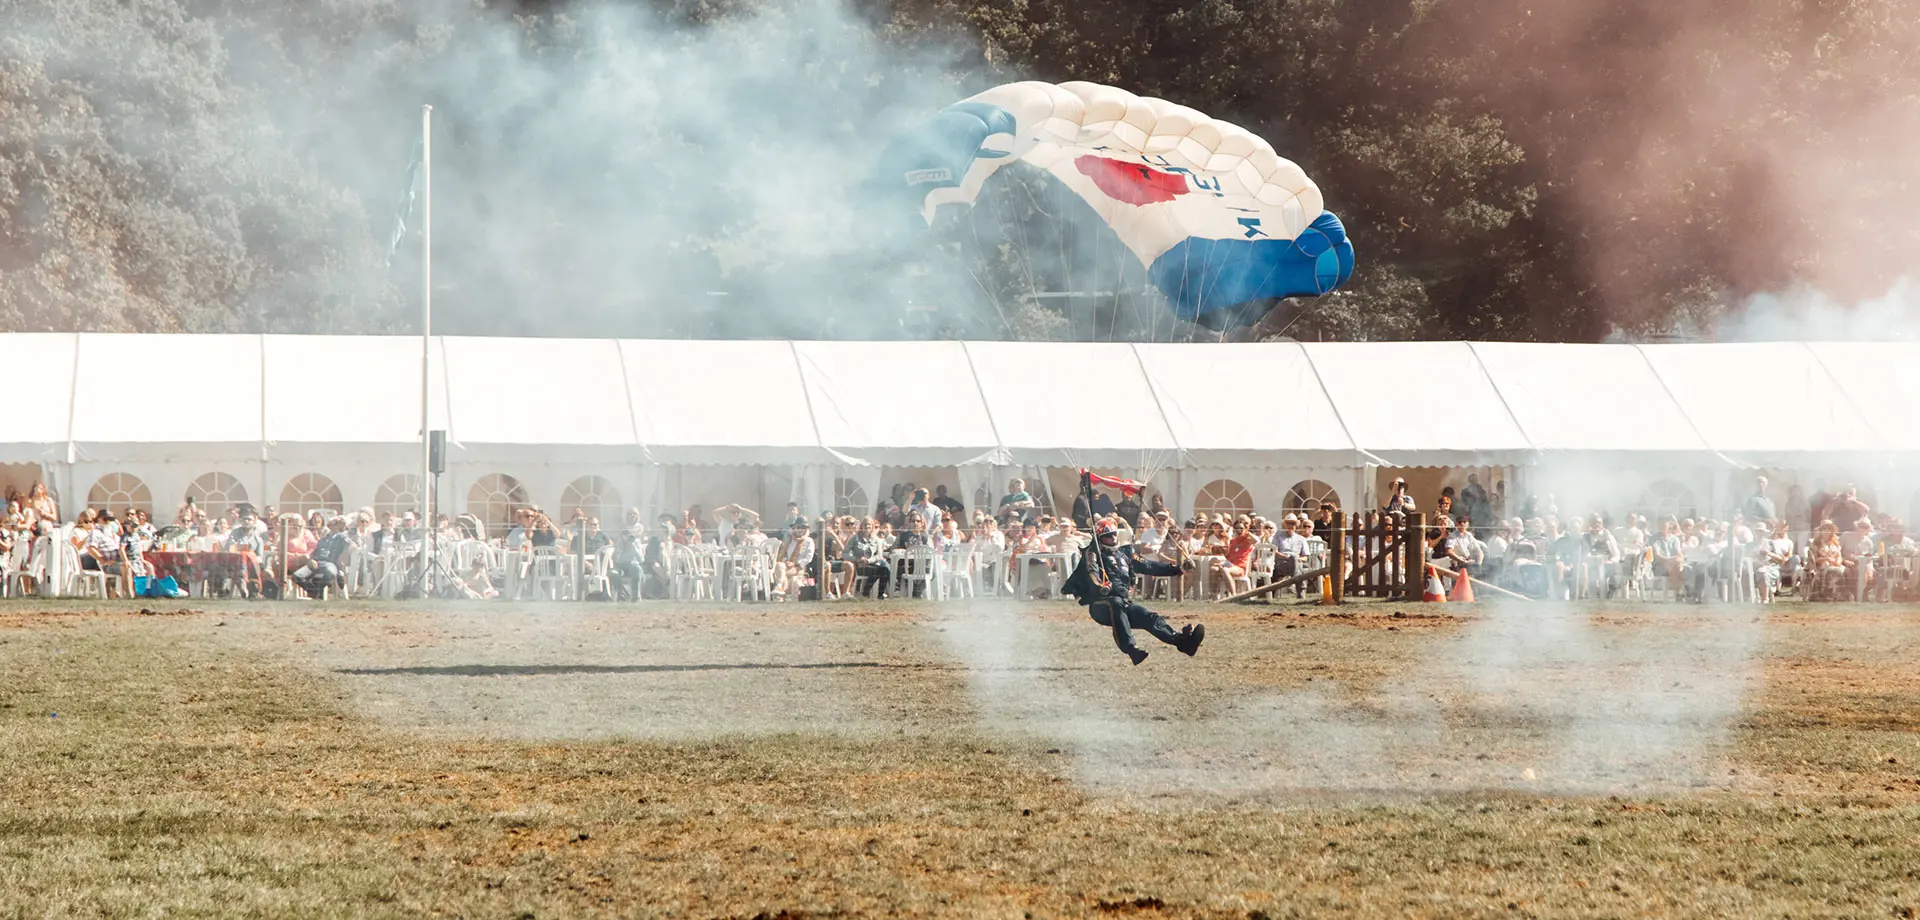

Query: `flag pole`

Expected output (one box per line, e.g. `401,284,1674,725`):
419,103,433,594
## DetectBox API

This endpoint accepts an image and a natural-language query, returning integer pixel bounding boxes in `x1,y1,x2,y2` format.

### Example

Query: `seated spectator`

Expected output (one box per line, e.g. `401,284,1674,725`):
1581,514,1620,597
1756,520,1794,599
846,519,890,598
1133,514,1162,555
293,516,355,598
1208,516,1257,594
1273,517,1310,581
773,524,815,599
1839,517,1876,587
226,508,266,556
1681,522,1726,602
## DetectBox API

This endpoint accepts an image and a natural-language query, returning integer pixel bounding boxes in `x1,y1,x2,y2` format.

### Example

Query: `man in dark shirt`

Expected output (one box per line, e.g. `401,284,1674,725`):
579,518,613,556
1090,489,1116,520
931,485,964,520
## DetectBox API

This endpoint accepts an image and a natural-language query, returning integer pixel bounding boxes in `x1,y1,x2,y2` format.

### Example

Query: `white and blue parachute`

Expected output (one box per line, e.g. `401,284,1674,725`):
870,81,1354,329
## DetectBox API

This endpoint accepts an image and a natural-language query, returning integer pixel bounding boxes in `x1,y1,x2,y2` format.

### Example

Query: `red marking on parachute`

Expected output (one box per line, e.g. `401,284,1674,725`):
1073,156,1188,206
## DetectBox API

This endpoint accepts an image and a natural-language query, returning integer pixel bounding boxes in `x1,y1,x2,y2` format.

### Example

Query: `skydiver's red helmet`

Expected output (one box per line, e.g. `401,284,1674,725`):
1094,518,1120,540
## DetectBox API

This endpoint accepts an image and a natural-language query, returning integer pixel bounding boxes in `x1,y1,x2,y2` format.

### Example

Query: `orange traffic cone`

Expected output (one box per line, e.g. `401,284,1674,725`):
1423,565,1448,602
1449,565,1475,602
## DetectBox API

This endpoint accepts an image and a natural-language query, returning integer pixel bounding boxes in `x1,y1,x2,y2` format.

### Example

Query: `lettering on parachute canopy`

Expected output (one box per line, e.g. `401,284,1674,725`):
1237,217,1268,238
1140,155,1225,197
905,168,953,185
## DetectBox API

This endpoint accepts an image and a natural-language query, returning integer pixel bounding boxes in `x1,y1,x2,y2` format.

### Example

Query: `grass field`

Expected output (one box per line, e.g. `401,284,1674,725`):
3,597,1919,918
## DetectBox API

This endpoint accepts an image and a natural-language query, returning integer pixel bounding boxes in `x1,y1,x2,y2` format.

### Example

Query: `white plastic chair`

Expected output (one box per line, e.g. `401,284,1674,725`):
67,544,110,599
670,544,713,601
939,543,976,599
583,546,615,600
895,545,939,599
529,547,569,600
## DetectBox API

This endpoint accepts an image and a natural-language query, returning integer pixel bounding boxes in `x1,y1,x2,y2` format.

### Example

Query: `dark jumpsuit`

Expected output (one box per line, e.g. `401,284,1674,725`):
1064,542,1185,658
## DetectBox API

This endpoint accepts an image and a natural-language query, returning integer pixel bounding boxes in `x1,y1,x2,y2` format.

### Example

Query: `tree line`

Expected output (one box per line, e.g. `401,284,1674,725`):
1,0,1911,341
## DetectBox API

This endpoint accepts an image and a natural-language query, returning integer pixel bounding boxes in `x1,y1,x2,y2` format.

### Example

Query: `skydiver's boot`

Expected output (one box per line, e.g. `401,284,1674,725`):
1128,647,1149,666
1177,623,1206,657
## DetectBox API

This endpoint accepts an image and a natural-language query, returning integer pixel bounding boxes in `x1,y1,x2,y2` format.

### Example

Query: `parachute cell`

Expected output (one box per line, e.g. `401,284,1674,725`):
871,82,1355,329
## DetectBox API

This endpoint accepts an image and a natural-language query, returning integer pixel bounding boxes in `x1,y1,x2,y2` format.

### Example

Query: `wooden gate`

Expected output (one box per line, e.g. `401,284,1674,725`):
1337,510,1423,601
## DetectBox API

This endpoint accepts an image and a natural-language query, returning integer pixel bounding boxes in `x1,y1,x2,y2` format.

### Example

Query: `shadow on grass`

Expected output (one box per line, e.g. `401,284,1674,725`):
335,662,1094,677
334,662,909,677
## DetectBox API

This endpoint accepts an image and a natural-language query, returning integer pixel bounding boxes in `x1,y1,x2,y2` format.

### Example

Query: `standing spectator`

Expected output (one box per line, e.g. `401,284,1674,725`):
782,501,808,533
1383,478,1415,514
1090,489,1116,520
710,503,761,546
1461,474,1491,528
1115,490,1142,524
26,482,57,527
908,488,943,535
930,485,964,521
1146,492,1168,519
1823,485,1871,531
1742,476,1776,524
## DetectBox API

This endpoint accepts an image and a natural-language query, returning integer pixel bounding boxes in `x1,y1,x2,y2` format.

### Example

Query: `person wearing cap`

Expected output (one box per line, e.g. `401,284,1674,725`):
294,516,356,598
1063,517,1205,665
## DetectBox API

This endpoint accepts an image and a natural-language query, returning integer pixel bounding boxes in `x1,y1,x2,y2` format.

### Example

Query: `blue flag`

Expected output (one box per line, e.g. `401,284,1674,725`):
387,140,424,266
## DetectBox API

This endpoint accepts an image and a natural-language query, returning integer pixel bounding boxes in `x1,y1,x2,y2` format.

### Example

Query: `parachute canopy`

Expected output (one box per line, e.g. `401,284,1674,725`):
871,81,1355,329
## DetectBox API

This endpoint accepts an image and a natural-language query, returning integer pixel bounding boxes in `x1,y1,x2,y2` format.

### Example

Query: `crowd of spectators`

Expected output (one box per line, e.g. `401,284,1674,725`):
1406,476,1918,603
6,471,1914,604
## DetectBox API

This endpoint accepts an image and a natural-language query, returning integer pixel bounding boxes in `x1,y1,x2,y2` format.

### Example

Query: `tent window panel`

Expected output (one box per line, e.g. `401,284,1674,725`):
87,473,153,518
1285,479,1340,517
561,476,622,528
833,478,867,518
185,472,248,521
1641,480,1698,523
280,473,344,517
469,474,530,537
1194,479,1254,518
374,475,422,522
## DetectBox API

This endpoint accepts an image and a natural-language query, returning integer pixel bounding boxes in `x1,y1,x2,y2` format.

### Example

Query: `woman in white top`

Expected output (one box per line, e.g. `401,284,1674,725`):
1756,520,1794,598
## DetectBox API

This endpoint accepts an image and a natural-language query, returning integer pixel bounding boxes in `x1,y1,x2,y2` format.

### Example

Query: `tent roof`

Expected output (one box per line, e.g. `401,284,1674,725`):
17,334,1918,472
963,341,1180,469
0,333,78,462
1134,342,1357,468
1304,341,1534,466
619,339,837,466
264,335,447,446
441,337,636,453
794,341,1004,467
1639,343,1884,464
1471,342,1716,463
1803,342,1920,453
72,334,261,459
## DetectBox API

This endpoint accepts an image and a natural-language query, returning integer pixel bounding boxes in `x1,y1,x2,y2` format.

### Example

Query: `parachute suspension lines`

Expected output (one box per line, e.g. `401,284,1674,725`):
962,193,1014,337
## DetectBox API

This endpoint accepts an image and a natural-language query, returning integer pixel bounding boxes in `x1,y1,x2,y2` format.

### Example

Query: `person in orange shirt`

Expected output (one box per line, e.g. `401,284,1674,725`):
1209,516,1258,596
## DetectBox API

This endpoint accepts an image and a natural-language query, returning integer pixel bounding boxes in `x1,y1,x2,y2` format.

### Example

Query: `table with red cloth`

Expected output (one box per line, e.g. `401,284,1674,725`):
145,551,262,595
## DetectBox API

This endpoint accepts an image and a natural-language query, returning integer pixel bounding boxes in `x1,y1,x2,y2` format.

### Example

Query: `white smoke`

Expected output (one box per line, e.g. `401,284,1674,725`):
934,598,1761,800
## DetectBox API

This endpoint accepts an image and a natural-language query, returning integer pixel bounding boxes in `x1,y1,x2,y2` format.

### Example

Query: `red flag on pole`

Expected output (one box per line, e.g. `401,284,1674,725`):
1081,469,1146,495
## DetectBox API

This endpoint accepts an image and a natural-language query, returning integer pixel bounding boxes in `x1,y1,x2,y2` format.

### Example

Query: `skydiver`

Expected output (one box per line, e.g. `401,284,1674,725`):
1063,518,1205,665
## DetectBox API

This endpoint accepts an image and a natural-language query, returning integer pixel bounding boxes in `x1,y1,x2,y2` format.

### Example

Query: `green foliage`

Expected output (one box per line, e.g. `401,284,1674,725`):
0,0,1912,340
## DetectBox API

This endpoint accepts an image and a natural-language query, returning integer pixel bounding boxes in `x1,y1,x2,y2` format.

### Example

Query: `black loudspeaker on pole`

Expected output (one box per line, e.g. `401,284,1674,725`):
428,429,447,475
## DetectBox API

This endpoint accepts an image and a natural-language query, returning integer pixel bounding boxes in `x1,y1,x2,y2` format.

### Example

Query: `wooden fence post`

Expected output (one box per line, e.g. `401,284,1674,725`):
1327,511,1345,605
1402,512,1425,601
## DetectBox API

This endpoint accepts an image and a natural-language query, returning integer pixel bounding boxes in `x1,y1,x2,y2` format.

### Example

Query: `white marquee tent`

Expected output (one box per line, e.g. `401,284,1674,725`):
11,334,1917,529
